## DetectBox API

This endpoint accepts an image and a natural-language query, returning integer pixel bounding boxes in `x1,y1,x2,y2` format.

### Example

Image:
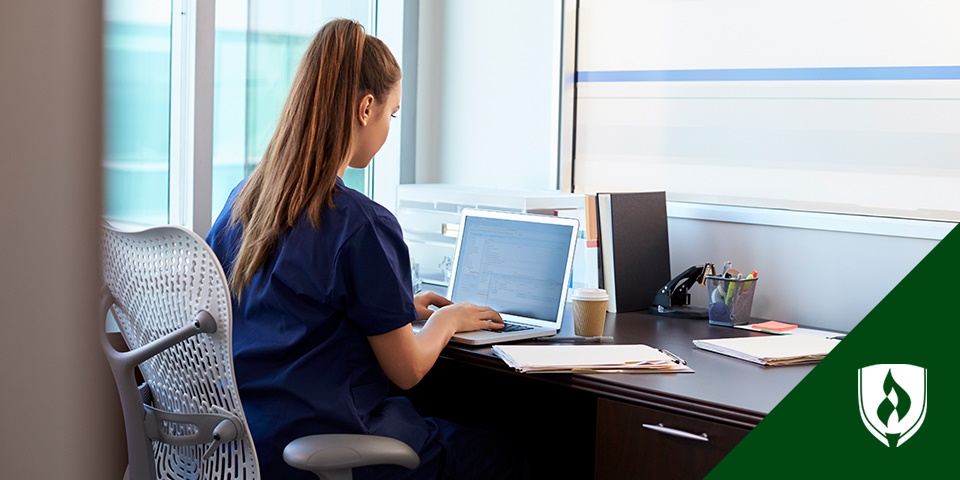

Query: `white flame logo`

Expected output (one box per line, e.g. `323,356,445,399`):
858,364,927,447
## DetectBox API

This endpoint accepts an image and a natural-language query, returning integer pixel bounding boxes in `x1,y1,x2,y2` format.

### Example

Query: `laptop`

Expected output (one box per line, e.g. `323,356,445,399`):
417,208,579,345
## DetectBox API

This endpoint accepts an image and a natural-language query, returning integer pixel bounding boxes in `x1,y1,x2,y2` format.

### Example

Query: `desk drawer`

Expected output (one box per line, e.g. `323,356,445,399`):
595,398,749,480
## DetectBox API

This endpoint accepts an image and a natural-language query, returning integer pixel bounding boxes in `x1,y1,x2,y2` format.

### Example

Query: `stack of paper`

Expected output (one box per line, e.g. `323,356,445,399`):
692,335,840,366
491,344,693,374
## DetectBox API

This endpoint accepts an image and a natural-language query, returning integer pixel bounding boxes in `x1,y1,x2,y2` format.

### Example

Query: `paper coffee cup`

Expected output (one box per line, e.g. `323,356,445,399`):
572,288,609,337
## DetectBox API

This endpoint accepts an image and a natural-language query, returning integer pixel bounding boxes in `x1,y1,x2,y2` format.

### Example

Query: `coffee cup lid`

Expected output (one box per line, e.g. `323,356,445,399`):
572,288,609,301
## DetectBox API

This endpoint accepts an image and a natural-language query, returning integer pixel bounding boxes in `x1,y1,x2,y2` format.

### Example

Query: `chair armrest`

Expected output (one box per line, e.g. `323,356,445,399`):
284,434,420,473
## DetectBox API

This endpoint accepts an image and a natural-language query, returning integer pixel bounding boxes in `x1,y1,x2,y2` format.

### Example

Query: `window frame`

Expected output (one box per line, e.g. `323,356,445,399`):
169,0,215,236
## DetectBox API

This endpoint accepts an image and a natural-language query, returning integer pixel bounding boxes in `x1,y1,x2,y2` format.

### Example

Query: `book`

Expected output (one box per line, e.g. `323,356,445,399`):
492,344,693,374
595,192,670,312
692,335,841,366
583,194,598,244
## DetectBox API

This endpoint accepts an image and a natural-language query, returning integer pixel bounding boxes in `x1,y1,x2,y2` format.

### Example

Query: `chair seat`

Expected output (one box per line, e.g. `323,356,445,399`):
284,434,420,471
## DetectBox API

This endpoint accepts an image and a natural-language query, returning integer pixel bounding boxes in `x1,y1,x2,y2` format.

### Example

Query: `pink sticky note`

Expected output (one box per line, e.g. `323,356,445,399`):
752,320,798,332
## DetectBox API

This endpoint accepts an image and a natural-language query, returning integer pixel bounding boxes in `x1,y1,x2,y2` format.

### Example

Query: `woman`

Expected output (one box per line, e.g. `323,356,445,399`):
206,19,528,480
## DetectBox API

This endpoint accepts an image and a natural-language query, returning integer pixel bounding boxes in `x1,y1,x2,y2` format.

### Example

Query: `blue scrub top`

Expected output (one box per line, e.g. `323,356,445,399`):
206,177,426,479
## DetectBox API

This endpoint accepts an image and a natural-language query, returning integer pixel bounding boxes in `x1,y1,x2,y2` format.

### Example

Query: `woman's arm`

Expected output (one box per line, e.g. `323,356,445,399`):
367,300,502,390
411,291,451,320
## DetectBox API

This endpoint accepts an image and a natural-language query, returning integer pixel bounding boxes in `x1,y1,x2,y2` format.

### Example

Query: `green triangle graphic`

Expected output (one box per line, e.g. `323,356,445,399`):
707,224,959,479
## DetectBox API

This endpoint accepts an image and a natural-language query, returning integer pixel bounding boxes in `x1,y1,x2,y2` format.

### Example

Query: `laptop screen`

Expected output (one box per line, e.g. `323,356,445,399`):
449,211,577,323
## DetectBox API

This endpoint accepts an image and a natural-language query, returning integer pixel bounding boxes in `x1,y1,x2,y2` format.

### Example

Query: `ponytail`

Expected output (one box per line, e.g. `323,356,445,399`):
228,19,400,298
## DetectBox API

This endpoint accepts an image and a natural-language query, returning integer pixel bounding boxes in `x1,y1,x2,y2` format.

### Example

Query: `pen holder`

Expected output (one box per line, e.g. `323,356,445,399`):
705,276,758,326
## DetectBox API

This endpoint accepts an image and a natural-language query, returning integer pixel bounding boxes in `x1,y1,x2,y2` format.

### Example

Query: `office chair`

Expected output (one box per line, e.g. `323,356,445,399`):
99,223,419,480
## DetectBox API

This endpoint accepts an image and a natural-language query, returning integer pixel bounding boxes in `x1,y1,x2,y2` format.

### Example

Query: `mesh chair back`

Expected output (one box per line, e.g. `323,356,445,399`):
101,224,259,479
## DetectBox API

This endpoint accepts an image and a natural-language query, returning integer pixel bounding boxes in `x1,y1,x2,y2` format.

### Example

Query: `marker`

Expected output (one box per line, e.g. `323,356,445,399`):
742,270,759,292
536,336,614,343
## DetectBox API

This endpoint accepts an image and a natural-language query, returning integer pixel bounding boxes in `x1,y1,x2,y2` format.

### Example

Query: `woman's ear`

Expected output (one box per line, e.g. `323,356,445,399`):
357,94,375,126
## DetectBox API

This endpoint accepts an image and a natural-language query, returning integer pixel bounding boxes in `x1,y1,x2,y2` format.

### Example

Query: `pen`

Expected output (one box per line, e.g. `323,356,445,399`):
720,260,732,277
658,348,687,365
536,336,614,343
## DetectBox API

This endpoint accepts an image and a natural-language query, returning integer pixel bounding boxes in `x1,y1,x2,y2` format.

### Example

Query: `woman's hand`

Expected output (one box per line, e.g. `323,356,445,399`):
413,291,453,320
429,302,504,333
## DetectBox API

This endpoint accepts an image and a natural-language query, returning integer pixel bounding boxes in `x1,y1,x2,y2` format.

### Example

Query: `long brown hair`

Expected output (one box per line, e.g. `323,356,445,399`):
228,18,400,297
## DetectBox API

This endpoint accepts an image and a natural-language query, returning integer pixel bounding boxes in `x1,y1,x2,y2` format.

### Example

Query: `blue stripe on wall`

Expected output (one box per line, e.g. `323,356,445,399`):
576,66,960,82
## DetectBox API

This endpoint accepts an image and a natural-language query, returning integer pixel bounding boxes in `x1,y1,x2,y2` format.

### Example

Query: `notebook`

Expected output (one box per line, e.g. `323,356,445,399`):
416,209,579,345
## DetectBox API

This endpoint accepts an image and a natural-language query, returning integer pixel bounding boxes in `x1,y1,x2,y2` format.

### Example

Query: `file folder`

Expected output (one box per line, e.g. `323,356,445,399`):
492,344,693,374
693,335,840,366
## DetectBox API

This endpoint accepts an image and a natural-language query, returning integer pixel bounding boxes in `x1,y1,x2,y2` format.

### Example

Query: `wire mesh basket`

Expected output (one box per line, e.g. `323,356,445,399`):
706,276,758,326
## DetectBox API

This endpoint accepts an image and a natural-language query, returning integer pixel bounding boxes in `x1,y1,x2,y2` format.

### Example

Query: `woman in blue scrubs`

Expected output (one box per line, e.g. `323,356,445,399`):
207,18,529,480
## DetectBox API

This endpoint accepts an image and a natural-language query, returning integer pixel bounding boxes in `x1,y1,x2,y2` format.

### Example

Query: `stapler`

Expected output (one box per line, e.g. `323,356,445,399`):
649,263,714,319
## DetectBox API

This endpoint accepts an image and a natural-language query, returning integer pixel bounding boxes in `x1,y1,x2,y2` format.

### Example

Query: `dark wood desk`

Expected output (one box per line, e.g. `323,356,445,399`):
403,310,815,479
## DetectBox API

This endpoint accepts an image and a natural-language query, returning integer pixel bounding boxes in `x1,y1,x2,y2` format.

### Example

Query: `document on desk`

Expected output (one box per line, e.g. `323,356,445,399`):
692,335,840,366
491,344,693,374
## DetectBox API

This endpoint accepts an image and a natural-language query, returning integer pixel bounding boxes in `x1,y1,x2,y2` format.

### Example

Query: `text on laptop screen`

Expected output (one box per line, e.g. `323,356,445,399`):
451,215,574,321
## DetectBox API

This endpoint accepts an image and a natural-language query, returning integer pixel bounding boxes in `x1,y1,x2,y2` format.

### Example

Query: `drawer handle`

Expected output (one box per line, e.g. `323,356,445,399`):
642,423,709,442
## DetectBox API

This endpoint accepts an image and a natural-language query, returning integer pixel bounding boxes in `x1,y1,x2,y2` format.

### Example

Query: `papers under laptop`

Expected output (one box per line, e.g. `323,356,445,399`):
416,209,579,346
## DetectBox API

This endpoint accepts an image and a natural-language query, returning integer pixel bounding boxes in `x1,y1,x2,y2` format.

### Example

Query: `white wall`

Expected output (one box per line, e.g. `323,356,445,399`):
0,1,125,478
414,0,564,190
667,214,941,332
572,0,957,332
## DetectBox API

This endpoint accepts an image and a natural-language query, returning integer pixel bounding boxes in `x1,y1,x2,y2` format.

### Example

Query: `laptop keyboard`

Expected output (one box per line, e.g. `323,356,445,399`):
487,321,534,333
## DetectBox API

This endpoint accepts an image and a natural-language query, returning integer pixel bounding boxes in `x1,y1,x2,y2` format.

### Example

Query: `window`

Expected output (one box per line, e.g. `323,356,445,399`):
104,0,377,232
103,1,172,226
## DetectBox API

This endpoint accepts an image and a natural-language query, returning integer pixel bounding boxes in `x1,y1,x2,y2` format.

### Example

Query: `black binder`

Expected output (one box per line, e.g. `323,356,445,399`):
596,191,671,313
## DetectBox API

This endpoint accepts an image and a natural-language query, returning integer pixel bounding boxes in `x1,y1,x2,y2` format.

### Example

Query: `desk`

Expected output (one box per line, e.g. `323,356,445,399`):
402,309,815,479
